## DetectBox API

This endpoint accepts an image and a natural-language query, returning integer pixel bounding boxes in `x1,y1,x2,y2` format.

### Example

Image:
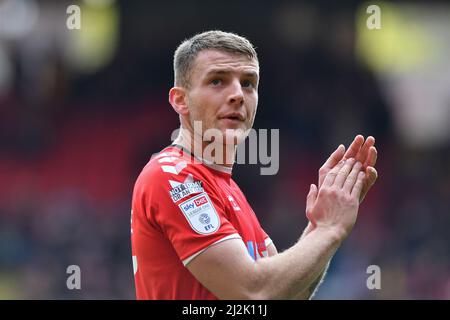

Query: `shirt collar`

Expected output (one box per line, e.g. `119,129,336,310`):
171,143,233,175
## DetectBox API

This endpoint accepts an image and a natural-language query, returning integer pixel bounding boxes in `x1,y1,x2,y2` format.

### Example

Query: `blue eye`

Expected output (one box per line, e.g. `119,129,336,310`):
211,79,221,85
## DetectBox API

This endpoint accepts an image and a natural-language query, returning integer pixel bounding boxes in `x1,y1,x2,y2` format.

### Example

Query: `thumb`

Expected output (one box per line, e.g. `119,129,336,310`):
306,184,318,213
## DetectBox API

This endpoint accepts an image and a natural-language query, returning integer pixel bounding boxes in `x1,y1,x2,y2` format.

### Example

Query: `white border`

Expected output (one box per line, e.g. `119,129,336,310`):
182,233,242,266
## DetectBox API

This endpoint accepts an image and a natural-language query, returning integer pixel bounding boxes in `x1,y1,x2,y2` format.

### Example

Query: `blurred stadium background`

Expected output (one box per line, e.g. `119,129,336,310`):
0,0,449,299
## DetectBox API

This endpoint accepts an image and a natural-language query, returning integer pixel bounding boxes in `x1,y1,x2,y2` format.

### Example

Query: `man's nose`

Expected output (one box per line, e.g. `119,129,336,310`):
228,80,244,106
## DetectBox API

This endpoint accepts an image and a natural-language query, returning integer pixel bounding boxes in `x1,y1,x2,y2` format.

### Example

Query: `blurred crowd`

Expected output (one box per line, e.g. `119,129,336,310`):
0,1,449,299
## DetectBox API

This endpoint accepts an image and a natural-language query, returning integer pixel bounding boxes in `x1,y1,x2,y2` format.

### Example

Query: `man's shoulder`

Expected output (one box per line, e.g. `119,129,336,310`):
135,146,210,192
133,146,223,209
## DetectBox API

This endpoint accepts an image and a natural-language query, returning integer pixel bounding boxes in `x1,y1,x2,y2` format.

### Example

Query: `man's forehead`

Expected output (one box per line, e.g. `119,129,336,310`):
193,50,259,75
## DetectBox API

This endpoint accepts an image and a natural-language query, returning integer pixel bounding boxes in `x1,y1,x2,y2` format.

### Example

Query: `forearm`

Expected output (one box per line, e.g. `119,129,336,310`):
292,223,331,300
293,260,331,300
251,227,342,300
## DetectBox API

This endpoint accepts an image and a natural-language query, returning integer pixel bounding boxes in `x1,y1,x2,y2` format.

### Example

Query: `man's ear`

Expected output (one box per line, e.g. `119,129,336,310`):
169,87,189,115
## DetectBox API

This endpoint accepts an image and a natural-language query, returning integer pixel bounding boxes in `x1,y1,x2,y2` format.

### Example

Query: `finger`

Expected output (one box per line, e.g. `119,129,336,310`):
322,145,345,169
359,166,378,203
351,171,366,199
356,136,375,164
344,135,364,159
343,161,363,194
319,144,345,187
322,159,346,187
334,158,356,188
306,184,318,214
363,146,378,169
369,166,378,177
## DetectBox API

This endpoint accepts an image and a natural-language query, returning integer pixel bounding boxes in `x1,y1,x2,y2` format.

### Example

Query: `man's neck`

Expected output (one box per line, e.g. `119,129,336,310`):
173,128,236,168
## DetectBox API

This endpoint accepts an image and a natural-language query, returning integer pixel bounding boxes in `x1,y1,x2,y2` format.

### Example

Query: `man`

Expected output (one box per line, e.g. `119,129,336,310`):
130,30,378,300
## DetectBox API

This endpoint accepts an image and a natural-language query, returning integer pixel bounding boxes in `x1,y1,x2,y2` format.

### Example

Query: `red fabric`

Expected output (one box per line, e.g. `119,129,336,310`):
131,145,270,300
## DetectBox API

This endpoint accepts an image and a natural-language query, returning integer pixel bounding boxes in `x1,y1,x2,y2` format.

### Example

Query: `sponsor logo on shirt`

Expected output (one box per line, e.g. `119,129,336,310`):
194,196,208,206
169,180,204,202
179,193,220,234
198,213,210,225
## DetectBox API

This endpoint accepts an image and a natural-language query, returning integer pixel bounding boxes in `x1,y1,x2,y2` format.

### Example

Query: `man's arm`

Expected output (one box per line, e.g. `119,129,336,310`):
290,135,379,299
187,224,342,300
300,260,330,299
260,135,378,300
186,159,365,300
265,241,329,300
296,223,331,299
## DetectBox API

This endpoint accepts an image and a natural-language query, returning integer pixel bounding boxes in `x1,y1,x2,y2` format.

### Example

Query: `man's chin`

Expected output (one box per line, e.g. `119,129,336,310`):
201,124,251,145
223,128,249,145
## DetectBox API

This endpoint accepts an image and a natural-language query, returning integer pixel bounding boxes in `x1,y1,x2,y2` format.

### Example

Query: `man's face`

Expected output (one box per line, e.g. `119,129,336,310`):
185,49,259,144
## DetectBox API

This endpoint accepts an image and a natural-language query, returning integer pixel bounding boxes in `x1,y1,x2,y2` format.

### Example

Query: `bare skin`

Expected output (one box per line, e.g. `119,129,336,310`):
169,49,259,167
168,49,379,299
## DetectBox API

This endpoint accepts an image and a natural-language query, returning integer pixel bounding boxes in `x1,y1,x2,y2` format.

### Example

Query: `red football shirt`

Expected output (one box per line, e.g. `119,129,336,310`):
131,144,272,300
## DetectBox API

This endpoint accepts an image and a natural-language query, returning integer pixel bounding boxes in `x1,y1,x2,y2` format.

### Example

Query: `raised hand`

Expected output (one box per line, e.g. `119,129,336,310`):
306,158,366,240
318,135,377,203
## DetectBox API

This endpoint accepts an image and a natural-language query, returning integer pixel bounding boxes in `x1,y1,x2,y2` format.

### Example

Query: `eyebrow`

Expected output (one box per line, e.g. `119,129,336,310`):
205,68,259,79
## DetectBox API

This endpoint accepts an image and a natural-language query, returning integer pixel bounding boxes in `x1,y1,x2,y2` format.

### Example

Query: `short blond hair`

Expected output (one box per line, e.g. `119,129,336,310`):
173,30,258,88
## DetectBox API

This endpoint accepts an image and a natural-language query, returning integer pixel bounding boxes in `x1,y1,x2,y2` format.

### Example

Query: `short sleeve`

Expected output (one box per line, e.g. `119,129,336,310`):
145,165,242,266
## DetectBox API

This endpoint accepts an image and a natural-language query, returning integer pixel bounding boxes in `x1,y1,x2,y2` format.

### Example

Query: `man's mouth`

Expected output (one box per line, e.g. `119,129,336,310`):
225,116,242,121
220,112,245,122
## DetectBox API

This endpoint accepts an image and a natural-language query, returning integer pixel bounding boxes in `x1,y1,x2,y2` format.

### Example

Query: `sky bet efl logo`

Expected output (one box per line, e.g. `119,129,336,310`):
179,193,220,234
182,196,208,213
194,196,208,206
